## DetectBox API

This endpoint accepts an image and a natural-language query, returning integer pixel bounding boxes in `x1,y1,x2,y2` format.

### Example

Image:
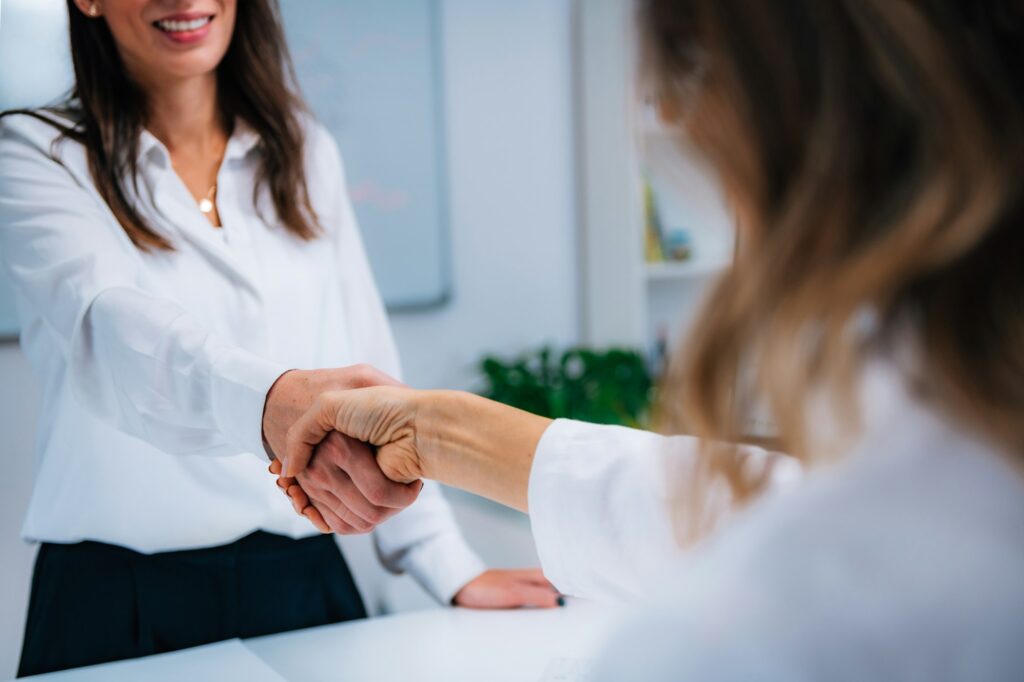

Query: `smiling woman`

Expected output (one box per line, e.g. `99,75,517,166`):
153,13,217,41
6,0,318,246
0,0,554,677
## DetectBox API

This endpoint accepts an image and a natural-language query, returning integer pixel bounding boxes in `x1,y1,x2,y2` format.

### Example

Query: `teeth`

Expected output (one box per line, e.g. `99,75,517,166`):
155,16,212,32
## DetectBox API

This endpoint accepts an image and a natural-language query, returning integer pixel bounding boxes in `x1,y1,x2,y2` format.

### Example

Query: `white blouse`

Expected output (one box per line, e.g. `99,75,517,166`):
0,112,484,604
528,364,1024,679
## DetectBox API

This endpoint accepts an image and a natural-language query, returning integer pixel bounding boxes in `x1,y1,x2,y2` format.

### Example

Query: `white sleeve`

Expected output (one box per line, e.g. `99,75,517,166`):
320,130,486,604
0,118,288,458
527,419,801,602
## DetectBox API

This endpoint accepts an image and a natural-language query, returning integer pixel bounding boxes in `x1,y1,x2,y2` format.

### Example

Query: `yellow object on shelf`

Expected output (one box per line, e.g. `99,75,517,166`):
643,179,665,263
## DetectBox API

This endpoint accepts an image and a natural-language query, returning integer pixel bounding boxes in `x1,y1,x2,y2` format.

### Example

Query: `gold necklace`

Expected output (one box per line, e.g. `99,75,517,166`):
198,183,217,215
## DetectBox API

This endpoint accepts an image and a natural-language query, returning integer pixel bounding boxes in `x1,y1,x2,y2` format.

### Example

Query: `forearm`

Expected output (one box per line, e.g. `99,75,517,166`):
415,391,552,512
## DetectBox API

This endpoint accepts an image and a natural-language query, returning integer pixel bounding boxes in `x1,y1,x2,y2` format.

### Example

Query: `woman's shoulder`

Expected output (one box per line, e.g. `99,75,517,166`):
594,453,1024,680
293,113,353,223
296,112,343,172
0,109,88,186
0,107,81,151
610,408,1024,679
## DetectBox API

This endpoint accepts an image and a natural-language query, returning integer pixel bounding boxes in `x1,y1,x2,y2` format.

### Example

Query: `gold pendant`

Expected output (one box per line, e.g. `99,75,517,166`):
199,198,214,214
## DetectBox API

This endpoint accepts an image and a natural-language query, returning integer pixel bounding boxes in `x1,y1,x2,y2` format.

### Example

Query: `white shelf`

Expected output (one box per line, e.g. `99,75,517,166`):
576,2,735,350
645,259,727,281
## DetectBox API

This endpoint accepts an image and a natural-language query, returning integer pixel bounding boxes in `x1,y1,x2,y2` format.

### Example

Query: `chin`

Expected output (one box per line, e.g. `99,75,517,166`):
158,52,227,81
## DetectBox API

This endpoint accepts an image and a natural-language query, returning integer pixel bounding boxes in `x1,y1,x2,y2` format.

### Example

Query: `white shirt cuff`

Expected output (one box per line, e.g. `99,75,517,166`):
209,348,290,460
400,530,488,605
528,419,595,597
527,418,677,601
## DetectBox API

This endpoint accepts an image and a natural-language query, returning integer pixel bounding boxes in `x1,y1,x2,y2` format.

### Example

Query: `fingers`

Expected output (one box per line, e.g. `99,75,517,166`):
340,442,423,510
308,497,365,535
314,432,421,510
506,583,562,609
302,467,397,529
286,484,310,514
510,568,556,588
451,569,565,610
284,485,329,533
286,481,363,535
303,505,331,533
457,580,562,610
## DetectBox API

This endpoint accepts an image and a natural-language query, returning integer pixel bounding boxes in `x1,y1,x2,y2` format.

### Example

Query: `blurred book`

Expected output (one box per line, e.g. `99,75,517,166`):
644,178,692,263
643,178,666,263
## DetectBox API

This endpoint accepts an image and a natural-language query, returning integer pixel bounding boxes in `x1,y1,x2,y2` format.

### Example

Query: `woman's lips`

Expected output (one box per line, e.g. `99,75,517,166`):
153,15,214,44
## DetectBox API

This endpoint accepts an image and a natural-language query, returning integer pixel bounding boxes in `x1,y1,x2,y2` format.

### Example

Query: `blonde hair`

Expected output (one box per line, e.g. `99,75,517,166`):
641,0,1024,534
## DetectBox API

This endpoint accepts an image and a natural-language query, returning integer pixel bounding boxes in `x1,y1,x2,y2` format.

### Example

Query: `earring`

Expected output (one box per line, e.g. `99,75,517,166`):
88,4,99,16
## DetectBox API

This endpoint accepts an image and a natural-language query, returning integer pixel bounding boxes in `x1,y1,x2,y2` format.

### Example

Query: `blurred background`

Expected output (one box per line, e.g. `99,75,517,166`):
0,0,735,676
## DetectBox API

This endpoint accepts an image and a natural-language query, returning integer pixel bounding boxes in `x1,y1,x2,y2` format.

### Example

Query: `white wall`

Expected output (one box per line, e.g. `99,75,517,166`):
391,0,579,391
0,346,40,678
0,0,578,676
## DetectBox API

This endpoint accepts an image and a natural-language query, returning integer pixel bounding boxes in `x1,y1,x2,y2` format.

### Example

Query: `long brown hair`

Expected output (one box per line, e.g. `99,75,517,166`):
2,0,319,250
641,0,1024,528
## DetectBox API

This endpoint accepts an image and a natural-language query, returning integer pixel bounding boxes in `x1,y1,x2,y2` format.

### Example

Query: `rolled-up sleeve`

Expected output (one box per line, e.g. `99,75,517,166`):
0,118,288,458
528,419,801,602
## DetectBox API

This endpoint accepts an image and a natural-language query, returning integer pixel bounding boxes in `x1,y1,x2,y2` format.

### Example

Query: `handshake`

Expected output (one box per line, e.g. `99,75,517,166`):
261,365,561,609
261,364,429,534
262,363,546,531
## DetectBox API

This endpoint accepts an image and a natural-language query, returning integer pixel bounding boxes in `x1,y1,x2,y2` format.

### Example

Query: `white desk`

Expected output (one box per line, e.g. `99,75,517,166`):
18,601,618,682
246,600,617,682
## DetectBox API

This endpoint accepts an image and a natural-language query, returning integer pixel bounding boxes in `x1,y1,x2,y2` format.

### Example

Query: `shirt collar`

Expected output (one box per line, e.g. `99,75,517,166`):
223,118,261,161
137,118,261,166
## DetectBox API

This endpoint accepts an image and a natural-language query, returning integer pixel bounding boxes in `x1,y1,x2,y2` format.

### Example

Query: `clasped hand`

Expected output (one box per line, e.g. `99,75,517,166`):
263,372,562,609
262,366,423,535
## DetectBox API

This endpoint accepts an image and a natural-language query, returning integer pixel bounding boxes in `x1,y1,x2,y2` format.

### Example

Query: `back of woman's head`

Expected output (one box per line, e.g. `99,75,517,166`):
642,1,1024,474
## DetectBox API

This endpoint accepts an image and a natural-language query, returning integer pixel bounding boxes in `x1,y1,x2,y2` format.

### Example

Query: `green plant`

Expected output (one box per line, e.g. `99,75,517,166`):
478,346,654,428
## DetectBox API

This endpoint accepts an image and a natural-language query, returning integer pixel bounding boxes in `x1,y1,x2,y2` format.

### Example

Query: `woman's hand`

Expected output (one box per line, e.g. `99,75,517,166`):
453,569,564,609
263,366,414,535
262,364,403,464
271,431,423,534
282,387,551,513
280,386,429,481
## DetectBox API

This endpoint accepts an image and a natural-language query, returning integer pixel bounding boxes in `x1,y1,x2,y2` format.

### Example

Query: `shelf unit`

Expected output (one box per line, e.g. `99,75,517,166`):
574,0,735,360
645,259,727,282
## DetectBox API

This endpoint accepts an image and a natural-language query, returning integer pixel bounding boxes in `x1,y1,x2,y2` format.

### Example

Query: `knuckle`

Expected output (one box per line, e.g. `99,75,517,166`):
349,364,370,387
321,437,348,464
348,515,372,533
333,503,364,531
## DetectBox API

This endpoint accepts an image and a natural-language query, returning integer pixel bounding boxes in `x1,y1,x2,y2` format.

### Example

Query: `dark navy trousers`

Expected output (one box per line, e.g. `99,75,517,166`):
18,530,365,677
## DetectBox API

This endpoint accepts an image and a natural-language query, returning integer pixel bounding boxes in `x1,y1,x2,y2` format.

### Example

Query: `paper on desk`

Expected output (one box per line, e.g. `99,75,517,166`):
19,639,287,682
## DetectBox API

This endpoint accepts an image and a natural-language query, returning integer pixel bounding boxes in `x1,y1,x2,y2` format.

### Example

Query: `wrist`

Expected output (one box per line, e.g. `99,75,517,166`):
411,389,467,480
262,368,307,459
412,390,552,511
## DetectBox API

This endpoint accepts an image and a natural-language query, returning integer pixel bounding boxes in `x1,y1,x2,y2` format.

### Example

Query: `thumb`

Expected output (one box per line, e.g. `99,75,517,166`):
282,392,345,478
377,442,423,484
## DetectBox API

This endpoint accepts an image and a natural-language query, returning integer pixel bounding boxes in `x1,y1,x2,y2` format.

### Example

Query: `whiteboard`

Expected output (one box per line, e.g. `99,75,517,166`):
280,0,452,309
0,0,451,341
